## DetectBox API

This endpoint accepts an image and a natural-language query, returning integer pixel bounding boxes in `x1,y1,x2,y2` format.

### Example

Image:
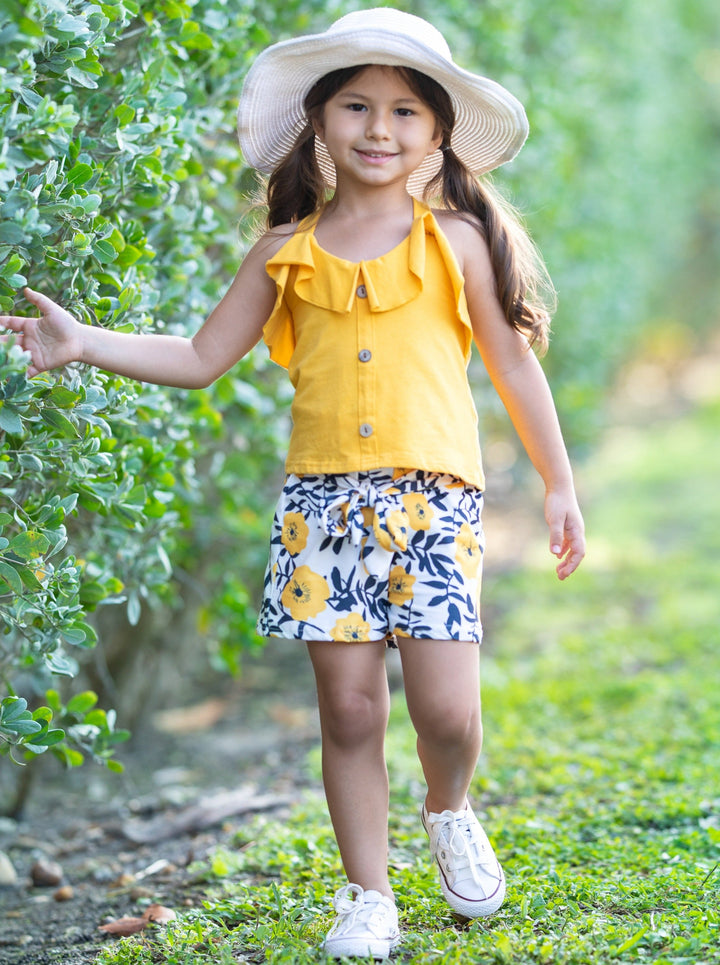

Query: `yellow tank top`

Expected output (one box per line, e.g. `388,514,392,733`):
262,199,485,489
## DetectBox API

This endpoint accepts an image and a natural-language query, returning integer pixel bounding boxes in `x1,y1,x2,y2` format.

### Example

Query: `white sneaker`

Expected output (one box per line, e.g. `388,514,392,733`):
322,883,401,959
422,804,505,918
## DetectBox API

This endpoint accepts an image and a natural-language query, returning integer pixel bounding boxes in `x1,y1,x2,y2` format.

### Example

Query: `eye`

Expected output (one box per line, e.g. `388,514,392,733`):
395,108,415,117
346,102,367,112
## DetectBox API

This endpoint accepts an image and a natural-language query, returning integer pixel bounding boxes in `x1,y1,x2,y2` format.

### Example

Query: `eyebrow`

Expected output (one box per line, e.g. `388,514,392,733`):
336,91,423,104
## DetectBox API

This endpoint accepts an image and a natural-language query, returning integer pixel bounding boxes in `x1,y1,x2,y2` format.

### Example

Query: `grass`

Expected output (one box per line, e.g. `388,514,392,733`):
96,397,720,964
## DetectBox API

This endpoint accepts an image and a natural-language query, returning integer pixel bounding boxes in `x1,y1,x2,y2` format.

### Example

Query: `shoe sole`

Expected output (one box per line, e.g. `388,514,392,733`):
323,934,402,959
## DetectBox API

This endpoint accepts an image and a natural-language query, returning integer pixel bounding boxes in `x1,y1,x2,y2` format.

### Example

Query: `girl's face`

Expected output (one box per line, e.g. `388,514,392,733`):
312,66,443,192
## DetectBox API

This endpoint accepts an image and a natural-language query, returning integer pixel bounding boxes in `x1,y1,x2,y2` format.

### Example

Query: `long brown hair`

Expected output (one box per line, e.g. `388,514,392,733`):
266,65,554,352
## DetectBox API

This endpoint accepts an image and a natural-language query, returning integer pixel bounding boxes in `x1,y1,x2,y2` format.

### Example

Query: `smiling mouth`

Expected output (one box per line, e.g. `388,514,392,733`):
356,150,397,160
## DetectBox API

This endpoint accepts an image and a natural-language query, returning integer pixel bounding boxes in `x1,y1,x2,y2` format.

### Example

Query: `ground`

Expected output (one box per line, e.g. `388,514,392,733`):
0,645,324,965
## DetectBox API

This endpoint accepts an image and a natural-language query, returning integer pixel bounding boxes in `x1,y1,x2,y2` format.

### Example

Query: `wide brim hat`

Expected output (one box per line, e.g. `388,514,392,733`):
237,7,529,198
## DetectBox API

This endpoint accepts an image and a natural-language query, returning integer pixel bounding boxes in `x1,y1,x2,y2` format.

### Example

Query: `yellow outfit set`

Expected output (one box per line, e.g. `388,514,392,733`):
257,200,487,643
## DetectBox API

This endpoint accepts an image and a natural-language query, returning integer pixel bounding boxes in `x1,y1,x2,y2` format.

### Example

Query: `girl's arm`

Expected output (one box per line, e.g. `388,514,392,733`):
0,232,283,388
442,214,586,579
484,347,586,580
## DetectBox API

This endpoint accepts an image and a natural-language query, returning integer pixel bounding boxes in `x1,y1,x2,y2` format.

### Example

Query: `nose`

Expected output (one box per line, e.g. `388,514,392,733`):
366,110,391,140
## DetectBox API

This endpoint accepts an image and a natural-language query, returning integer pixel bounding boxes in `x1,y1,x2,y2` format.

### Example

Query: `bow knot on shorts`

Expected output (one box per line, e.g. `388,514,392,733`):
320,481,412,563
258,468,484,643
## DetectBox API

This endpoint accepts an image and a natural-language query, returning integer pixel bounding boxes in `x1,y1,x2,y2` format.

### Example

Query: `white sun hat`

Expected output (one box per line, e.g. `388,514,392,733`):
237,7,529,197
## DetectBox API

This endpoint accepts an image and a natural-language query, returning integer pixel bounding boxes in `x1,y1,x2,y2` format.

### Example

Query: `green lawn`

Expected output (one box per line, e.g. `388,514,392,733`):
97,397,720,964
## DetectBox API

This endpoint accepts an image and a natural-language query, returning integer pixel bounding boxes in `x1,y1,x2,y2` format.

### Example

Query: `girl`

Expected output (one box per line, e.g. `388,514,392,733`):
1,9,585,959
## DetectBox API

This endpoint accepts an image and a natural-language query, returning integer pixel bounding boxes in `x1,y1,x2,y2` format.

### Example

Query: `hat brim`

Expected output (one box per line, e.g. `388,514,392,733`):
238,25,528,197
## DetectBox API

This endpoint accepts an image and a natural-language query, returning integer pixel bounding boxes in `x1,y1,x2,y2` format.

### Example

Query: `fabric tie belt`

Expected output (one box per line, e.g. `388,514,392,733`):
318,482,410,575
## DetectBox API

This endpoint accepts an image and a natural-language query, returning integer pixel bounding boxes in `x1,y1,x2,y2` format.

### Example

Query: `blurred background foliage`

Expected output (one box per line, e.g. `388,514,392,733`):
0,0,718,802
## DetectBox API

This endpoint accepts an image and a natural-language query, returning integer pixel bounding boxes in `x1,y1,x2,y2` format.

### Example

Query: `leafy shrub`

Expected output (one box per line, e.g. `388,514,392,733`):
0,0,313,784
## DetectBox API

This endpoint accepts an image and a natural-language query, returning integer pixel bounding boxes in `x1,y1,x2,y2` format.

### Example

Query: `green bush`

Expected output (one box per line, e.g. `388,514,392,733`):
0,0,315,782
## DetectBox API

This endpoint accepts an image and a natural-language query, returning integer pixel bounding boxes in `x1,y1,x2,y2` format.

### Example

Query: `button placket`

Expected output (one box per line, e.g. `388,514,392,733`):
356,273,375,454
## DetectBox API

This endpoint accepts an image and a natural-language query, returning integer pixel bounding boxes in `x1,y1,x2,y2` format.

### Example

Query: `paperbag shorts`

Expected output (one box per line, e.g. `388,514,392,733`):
257,468,484,643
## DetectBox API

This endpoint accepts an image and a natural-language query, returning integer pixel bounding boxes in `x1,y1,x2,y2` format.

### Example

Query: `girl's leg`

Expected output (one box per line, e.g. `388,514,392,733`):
397,638,505,918
307,640,393,898
395,638,482,813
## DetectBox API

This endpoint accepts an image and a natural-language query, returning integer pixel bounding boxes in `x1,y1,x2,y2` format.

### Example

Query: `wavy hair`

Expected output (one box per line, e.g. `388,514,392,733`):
265,65,554,352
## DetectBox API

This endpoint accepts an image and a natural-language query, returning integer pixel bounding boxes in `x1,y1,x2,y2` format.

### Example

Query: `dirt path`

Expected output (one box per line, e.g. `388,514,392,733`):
0,646,322,965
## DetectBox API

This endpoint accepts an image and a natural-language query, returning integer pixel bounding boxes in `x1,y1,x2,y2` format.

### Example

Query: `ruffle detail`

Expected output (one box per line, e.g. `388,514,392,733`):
263,199,473,369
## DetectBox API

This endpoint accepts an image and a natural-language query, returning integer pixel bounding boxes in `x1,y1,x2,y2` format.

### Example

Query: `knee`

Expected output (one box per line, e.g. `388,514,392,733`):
318,687,388,749
415,699,482,750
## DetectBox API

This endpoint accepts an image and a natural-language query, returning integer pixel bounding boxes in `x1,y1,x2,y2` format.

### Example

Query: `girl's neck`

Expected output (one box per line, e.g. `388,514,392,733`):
315,189,418,263
324,181,415,222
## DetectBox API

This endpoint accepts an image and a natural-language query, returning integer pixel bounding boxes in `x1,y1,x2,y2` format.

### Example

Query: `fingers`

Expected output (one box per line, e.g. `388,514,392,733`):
0,289,56,329
23,286,57,314
555,544,584,580
0,297,40,371
0,287,47,331
546,493,585,580
549,521,564,558
552,523,586,580
0,314,26,332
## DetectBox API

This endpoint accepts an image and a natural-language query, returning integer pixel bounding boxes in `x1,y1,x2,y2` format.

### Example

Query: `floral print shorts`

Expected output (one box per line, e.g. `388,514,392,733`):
257,468,484,643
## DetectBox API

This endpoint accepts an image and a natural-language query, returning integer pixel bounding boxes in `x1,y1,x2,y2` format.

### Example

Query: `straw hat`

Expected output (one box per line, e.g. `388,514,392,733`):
237,7,529,197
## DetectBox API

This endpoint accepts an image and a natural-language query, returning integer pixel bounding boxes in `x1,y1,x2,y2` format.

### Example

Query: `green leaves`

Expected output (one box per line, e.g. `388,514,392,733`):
0,690,129,766
0,0,299,791
8,530,50,560
39,407,78,437
0,697,41,737
0,695,63,756
65,162,94,186
0,403,23,435
0,561,22,594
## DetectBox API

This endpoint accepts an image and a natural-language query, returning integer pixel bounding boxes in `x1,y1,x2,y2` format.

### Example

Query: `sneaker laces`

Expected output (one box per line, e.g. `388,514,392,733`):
330,884,391,938
434,810,498,888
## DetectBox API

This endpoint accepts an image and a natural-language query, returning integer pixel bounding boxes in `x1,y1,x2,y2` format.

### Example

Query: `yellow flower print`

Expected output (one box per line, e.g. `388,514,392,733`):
373,508,409,551
402,493,434,531
388,565,415,605
454,522,482,578
332,613,372,642
281,565,330,620
281,512,309,555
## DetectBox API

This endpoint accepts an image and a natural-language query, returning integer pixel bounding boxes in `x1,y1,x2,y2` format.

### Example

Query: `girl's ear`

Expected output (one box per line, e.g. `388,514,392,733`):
429,124,444,156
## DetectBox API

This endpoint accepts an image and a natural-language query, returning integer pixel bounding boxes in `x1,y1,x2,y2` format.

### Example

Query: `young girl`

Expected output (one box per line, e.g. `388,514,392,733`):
2,8,585,959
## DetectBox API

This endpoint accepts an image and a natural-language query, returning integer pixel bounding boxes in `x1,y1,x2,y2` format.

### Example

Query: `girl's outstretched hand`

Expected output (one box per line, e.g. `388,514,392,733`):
545,488,586,580
0,287,83,377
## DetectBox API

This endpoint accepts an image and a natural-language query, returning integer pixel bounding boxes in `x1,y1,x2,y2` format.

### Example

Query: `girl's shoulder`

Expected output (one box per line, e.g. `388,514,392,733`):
428,207,491,276
233,221,304,285
250,221,300,261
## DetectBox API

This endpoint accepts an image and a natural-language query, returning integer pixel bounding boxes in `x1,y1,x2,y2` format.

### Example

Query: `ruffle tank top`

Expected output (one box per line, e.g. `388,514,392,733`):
262,198,485,489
